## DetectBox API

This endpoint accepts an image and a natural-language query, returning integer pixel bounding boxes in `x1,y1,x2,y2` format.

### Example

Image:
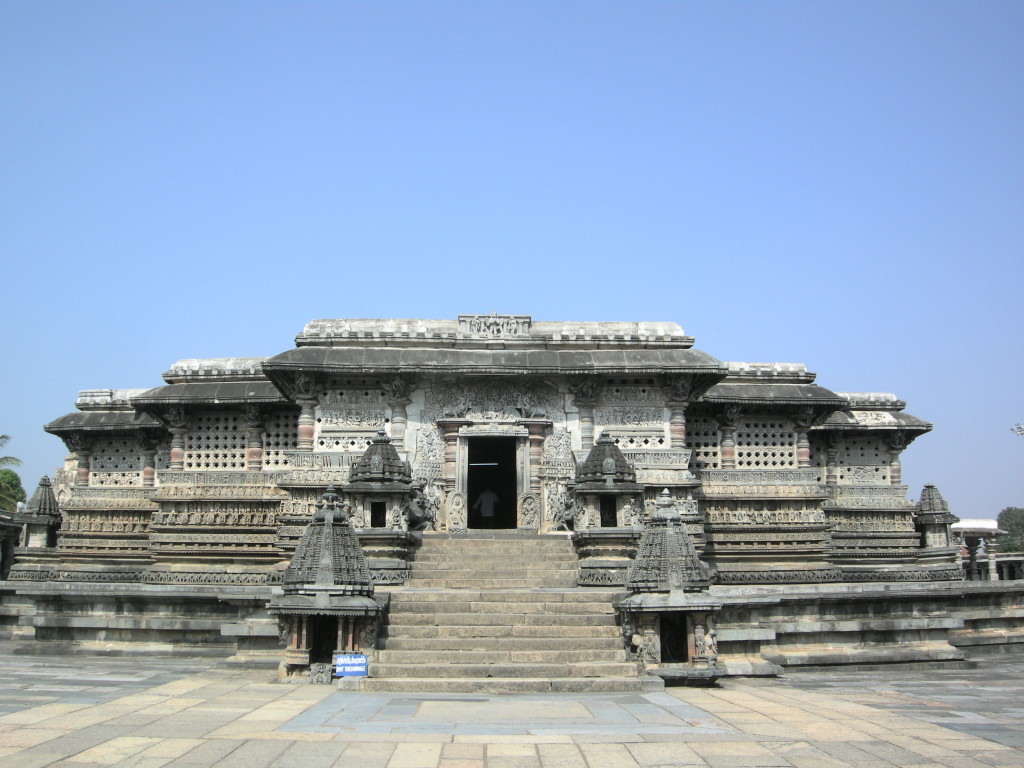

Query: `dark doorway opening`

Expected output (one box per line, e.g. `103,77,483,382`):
370,501,387,528
467,437,517,529
660,613,689,663
308,615,338,664
599,496,618,527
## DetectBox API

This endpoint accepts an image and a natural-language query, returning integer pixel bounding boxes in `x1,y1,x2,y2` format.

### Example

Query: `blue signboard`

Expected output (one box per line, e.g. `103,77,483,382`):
334,653,368,677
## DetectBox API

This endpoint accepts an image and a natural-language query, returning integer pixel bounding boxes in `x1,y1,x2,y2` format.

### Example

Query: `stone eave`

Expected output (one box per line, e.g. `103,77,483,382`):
132,381,289,407
698,382,846,408
45,410,163,434
263,346,726,380
817,411,932,433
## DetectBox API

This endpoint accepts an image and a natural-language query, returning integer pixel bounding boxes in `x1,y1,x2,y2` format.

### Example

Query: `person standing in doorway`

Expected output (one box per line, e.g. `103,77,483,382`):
473,488,499,529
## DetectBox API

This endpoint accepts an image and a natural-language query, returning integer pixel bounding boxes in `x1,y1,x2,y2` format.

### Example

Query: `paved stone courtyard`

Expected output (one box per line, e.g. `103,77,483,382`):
0,643,1022,767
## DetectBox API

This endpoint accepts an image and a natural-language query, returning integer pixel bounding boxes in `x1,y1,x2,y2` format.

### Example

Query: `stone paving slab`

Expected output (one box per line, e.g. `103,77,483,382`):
0,642,1021,767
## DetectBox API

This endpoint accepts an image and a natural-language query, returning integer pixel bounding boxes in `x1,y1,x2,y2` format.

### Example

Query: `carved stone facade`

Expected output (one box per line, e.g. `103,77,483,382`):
1,315,965,664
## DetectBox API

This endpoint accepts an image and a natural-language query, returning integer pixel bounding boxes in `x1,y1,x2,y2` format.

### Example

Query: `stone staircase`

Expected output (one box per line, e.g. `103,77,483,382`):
362,532,659,693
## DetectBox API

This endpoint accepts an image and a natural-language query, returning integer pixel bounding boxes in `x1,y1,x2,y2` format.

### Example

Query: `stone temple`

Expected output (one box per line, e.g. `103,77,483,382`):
1,314,1021,690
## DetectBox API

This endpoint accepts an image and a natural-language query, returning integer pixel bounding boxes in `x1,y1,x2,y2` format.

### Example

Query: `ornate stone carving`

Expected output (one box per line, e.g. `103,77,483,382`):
458,313,531,336
308,663,332,684
517,492,540,530
664,376,693,402
424,380,562,423
445,490,467,531
567,375,601,402
386,375,414,401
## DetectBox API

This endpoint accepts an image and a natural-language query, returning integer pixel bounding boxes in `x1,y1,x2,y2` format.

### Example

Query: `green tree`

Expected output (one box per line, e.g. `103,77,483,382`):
0,468,26,512
0,435,23,511
996,507,1024,553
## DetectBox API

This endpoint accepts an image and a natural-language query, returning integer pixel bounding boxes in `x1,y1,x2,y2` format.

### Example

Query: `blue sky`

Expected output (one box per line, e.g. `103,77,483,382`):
1,1,1021,516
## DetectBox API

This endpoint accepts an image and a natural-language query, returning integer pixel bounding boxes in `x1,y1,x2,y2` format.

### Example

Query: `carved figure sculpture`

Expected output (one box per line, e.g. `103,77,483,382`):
403,488,436,531
553,496,579,531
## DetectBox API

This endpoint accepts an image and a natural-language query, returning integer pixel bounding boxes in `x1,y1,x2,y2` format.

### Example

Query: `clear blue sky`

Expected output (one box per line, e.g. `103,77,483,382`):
2,1,1021,517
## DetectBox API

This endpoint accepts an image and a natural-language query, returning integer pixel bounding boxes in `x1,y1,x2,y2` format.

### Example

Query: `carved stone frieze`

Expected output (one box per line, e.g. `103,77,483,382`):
152,507,278,526
716,569,842,584
142,571,282,585
704,507,826,525
150,533,278,544
425,380,563,423
700,469,821,484
370,569,408,584
578,568,625,586
828,512,916,532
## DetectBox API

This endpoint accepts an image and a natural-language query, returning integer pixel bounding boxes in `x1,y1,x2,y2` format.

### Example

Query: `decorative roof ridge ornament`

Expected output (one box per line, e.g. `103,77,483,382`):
458,313,531,337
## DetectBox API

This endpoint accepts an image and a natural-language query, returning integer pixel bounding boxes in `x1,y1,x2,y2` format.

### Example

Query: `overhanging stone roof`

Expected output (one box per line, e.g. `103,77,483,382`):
132,381,288,406
700,382,846,407
263,346,725,377
46,410,162,433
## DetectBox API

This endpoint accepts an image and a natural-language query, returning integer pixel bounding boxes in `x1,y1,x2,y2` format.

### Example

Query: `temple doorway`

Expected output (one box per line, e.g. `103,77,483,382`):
467,437,518,529
308,615,338,664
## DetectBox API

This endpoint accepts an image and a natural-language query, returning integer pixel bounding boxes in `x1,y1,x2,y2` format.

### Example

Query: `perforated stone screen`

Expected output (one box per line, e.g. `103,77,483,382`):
184,412,246,471
734,417,797,468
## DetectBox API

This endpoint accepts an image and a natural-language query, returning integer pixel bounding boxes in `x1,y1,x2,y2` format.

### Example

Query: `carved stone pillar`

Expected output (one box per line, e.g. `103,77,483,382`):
794,407,814,469
386,375,414,452
719,407,740,470
668,403,688,449
965,536,980,580
75,449,92,487
141,448,157,487
63,433,92,487
163,405,189,471
292,373,319,452
825,433,839,486
569,376,601,450
888,431,906,486
389,399,410,451
520,420,551,494
664,376,692,449
137,432,159,487
296,399,317,452
437,419,468,492
245,405,264,471
168,428,187,471
986,539,999,582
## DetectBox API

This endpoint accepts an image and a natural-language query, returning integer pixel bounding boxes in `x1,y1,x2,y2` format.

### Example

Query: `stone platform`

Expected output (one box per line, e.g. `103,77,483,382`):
1,642,1023,767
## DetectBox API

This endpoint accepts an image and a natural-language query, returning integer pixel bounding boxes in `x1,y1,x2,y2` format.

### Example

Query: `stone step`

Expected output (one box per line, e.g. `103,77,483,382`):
381,636,623,651
417,534,572,543
388,600,615,614
367,661,640,679
376,648,627,664
408,578,578,589
358,677,663,693
385,589,622,603
407,568,577,579
382,623,622,639
386,611,616,627
413,552,578,562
